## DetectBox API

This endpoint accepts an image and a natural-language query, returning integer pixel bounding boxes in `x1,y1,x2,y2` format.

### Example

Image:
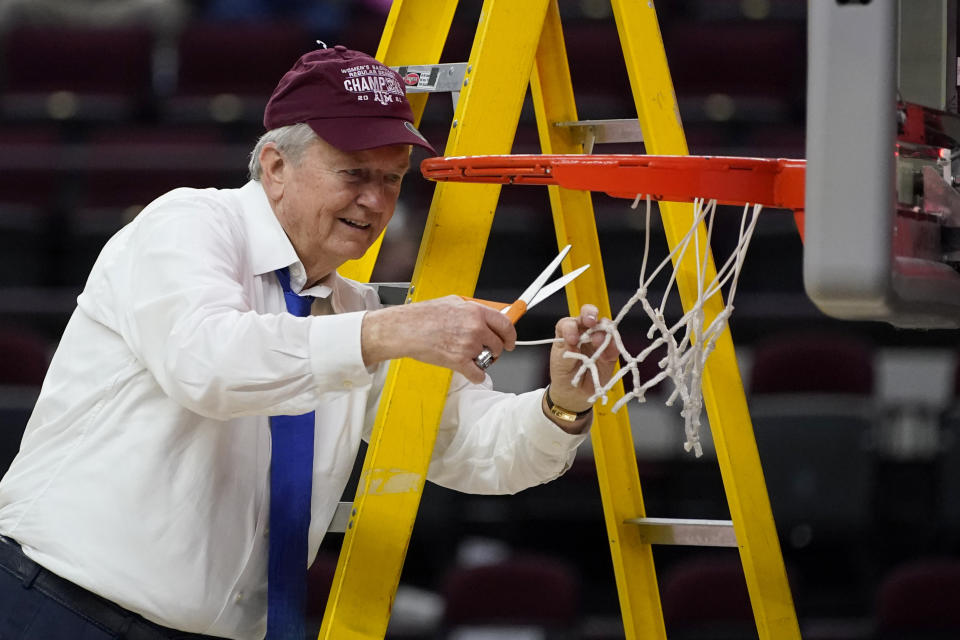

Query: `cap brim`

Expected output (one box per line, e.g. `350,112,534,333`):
306,116,437,156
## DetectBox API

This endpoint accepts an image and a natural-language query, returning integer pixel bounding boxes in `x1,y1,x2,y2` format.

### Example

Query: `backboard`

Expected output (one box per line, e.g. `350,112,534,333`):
804,0,960,328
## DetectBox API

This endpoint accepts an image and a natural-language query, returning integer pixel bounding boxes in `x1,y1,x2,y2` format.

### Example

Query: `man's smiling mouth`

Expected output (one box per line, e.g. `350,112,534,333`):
339,217,371,230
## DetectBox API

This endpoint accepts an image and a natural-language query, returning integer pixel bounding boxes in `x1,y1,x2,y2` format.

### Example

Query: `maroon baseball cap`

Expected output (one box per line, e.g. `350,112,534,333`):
264,45,436,155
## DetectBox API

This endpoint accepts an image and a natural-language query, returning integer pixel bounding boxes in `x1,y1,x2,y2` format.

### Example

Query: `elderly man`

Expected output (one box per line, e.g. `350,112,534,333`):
0,46,616,639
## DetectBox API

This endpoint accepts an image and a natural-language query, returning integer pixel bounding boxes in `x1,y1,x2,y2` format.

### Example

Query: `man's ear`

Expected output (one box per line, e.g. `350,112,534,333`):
259,143,287,201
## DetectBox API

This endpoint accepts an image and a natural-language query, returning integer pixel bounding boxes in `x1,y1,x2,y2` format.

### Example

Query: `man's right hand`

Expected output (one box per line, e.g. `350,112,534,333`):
361,295,517,383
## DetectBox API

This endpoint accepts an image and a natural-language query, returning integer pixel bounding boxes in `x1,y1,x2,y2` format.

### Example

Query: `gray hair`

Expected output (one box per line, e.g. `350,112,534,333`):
247,123,319,181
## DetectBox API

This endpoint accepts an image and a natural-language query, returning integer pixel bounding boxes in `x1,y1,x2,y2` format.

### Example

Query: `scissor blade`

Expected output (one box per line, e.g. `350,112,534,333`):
526,263,590,310
516,244,572,305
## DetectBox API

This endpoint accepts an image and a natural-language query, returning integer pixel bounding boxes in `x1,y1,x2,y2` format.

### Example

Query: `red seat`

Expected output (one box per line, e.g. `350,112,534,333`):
0,25,155,121
77,125,239,210
750,330,874,395
0,126,65,208
875,558,960,636
661,554,756,638
0,326,50,386
164,21,310,123
441,554,579,632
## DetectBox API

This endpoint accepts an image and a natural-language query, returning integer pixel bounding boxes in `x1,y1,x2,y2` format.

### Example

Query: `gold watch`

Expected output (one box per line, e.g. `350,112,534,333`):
545,385,592,422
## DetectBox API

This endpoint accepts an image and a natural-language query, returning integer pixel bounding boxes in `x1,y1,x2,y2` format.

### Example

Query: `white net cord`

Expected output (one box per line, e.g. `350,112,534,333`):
562,196,763,457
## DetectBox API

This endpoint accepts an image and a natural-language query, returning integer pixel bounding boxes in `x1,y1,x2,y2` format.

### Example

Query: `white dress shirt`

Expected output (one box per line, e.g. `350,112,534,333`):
0,181,587,640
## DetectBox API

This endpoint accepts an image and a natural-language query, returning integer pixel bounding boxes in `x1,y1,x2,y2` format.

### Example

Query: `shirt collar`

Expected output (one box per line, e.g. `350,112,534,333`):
236,180,337,299
301,274,335,299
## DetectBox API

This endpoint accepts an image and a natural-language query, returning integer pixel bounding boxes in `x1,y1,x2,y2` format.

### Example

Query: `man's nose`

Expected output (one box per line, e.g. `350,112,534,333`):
356,179,392,211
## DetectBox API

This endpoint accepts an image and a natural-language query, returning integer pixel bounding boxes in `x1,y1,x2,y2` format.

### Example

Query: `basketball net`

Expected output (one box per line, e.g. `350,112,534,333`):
565,196,762,457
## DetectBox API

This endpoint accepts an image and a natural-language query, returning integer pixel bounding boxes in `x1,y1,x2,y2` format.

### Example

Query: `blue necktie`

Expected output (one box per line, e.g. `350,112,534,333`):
266,266,315,639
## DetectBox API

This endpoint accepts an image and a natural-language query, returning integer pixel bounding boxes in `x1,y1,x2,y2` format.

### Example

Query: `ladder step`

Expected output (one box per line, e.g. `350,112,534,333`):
329,501,354,533
333,508,737,546
554,118,644,145
393,63,470,93
624,517,737,547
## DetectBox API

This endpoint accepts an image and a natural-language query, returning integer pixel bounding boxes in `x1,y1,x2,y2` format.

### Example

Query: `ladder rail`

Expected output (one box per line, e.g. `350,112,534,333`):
610,1,801,637
319,1,553,637
530,3,665,638
337,0,459,284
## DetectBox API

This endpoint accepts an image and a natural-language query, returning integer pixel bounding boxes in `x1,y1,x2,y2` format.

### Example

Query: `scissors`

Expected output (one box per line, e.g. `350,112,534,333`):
465,244,589,370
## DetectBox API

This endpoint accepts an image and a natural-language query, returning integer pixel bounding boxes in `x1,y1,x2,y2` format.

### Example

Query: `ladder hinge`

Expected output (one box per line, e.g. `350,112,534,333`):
393,63,469,94
393,62,469,110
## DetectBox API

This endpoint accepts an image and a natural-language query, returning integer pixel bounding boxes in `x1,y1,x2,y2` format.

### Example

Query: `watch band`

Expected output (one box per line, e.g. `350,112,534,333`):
544,385,592,422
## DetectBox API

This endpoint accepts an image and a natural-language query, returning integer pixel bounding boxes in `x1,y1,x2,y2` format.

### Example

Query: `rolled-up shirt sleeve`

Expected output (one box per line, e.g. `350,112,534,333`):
425,373,590,495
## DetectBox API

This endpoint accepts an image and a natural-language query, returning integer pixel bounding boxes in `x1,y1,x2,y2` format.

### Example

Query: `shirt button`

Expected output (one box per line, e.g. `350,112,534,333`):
235,591,244,602
343,380,354,389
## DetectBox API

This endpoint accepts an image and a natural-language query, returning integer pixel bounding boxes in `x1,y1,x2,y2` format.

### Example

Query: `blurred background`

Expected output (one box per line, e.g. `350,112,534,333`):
2,0,960,638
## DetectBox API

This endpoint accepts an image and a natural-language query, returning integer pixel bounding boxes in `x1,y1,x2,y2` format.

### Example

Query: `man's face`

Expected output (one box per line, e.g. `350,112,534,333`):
274,138,410,279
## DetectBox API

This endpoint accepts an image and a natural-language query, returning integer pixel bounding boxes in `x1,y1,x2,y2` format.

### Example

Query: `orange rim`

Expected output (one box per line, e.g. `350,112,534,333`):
420,154,806,211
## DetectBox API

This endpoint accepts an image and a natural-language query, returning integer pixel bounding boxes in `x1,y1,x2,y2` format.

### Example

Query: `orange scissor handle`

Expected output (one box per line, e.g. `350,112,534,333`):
461,297,528,324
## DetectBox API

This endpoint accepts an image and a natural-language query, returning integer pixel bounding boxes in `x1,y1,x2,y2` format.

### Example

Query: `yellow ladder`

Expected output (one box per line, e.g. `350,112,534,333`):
323,1,801,638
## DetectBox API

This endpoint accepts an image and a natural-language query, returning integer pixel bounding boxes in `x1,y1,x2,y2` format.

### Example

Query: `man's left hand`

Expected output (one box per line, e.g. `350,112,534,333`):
544,304,619,431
